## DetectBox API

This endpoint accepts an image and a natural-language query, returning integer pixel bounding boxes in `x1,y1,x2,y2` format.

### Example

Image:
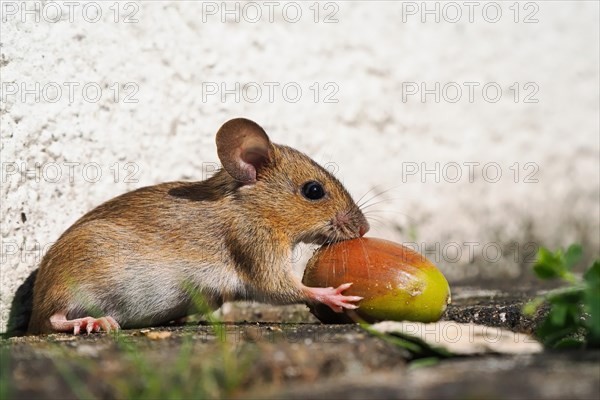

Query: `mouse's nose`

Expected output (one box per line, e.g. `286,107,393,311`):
359,223,369,237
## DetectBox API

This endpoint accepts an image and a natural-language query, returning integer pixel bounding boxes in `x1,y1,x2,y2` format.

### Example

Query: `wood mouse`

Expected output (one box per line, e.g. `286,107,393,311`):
27,118,370,334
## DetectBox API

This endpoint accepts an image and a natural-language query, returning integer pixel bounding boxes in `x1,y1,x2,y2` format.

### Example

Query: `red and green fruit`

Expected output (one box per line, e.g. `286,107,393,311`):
303,238,451,323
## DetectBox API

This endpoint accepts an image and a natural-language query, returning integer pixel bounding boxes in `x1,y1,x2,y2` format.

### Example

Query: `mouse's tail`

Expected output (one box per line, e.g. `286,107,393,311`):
4,269,37,337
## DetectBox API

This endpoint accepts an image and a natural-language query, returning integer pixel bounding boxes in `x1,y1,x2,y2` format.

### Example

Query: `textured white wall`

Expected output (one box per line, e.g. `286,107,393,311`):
1,1,599,332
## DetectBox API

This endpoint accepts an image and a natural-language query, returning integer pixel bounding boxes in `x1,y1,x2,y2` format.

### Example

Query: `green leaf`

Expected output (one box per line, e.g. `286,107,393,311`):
547,288,584,305
584,288,600,346
533,247,565,279
537,322,581,348
552,337,585,350
523,297,544,315
583,260,600,347
409,357,440,370
550,303,569,326
583,260,600,285
530,245,599,349
361,323,453,359
564,244,583,269
535,300,584,348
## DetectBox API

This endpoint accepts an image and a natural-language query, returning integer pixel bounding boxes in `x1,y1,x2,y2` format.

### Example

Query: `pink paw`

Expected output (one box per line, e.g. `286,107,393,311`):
304,283,363,313
50,313,120,334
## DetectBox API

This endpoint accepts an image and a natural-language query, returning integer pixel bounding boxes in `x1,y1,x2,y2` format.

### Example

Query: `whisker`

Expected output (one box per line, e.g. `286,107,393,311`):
355,185,384,207
364,210,420,228
360,199,397,211
365,220,386,228
363,215,385,224
358,184,403,209
356,183,396,207
360,194,412,210
358,188,390,209
358,192,384,209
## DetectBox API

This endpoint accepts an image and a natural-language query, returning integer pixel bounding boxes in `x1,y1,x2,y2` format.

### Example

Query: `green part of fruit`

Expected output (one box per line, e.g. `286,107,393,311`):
358,265,451,323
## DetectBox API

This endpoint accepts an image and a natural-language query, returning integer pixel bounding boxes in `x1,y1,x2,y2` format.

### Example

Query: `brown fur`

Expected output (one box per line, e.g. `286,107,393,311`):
28,119,368,334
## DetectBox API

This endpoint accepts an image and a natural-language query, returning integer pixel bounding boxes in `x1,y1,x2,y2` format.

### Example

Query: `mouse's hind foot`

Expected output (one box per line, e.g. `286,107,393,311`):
50,313,120,334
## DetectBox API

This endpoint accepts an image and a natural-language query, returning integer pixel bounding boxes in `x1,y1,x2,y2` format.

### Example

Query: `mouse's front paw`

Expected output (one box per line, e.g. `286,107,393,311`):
50,313,121,334
304,283,363,313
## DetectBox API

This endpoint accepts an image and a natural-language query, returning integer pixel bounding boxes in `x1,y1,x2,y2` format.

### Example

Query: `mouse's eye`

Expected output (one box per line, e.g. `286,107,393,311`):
301,181,325,200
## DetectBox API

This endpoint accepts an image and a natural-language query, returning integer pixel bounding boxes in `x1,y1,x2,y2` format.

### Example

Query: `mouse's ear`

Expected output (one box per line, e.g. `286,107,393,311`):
216,118,273,184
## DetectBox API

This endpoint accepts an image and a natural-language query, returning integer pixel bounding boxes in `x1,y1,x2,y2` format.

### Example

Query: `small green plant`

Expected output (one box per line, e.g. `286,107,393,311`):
46,285,253,399
1,344,12,400
106,287,253,399
524,244,600,349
